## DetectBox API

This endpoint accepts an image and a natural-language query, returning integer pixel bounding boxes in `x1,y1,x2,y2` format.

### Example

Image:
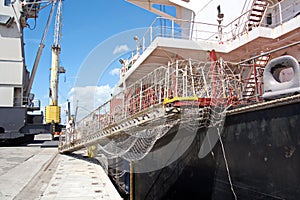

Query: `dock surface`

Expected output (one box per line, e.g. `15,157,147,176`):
0,134,122,200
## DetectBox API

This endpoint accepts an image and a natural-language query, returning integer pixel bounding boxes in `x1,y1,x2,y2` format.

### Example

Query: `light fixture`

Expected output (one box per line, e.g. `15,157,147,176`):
119,58,125,64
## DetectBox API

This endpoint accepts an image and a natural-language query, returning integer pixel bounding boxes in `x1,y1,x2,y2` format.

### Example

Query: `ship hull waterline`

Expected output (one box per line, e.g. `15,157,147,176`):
108,100,300,200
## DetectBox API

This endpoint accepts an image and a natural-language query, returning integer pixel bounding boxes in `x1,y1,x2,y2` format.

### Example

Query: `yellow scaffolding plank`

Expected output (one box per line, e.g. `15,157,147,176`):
163,96,198,104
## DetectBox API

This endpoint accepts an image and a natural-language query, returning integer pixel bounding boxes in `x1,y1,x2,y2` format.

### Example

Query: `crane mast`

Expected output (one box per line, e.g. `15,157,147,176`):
45,0,65,125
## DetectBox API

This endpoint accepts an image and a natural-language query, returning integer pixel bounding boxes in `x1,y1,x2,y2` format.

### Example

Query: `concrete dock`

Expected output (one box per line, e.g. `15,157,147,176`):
0,134,122,200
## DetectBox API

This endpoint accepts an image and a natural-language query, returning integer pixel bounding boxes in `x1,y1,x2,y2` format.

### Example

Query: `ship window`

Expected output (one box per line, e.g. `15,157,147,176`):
152,4,176,18
4,0,11,6
266,13,272,25
271,64,294,83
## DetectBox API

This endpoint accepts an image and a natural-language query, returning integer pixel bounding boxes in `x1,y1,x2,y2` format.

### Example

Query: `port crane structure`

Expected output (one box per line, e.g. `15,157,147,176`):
45,0,65,133
0,0,64,143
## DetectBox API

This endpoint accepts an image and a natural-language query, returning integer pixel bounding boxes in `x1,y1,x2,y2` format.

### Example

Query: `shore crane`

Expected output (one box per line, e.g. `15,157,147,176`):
45,0,66,133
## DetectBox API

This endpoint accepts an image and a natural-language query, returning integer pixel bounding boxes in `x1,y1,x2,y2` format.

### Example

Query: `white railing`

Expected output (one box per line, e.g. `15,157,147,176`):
120,0,300,79
138,11,255,54
66,59,241,145
70,67,168,142
138,0,300,55
261,0,300,27
138,11,252,51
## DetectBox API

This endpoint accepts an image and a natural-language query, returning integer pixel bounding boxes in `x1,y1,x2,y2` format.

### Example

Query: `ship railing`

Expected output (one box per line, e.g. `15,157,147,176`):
140,17,219,53
260,0,300,28
164,59,241,104
122,67,167,115
139,10,253,53
61,59,243,150
119,51,140,78
65,67,168,144
138,0,300,55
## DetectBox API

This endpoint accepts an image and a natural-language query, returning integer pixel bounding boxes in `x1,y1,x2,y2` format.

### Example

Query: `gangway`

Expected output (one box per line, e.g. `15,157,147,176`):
58,59,239,157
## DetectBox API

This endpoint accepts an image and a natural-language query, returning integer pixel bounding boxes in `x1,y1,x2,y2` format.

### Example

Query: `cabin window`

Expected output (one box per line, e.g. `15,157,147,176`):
266,13,272,25
271,64,294,83
4,0,11,6
152,4,176,18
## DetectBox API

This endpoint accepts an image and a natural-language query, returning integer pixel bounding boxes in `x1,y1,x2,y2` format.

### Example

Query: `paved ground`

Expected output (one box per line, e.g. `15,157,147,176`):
40,150,122,200
0,134,122,200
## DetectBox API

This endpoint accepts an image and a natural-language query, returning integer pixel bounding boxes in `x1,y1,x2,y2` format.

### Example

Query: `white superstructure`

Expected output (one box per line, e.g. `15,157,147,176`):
0,0,25,107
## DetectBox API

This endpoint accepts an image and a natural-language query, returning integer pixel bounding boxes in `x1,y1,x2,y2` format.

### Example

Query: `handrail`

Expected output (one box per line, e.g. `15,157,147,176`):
69,58,240,142
261,0,300,26
137,0,300,56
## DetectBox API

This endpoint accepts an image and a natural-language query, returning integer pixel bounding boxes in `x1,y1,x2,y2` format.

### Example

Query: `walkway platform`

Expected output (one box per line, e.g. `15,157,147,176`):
0,140,122,200
41,150,122,200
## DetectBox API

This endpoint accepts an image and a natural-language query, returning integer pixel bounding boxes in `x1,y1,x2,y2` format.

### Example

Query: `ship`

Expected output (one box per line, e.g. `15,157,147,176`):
60,0,300,199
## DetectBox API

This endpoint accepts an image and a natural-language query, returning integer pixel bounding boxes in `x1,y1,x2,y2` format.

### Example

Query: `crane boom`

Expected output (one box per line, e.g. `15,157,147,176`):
54,0,63,47
25,1,57,97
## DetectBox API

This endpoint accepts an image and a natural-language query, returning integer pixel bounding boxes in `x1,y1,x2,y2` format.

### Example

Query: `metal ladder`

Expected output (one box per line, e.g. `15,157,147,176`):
247,0,269,31
242,54,271,99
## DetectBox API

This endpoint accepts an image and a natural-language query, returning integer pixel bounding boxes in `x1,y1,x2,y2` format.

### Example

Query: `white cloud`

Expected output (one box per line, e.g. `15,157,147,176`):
109,68,120,76
113,44,129,55
68,85,114,120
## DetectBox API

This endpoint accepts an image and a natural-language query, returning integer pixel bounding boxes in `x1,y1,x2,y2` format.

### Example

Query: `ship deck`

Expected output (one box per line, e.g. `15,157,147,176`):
119,13,300,87
227,93,300,115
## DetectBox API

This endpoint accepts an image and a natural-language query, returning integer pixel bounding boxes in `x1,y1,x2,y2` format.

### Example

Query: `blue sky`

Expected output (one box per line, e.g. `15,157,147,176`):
24,0,158,121
23,0,246,121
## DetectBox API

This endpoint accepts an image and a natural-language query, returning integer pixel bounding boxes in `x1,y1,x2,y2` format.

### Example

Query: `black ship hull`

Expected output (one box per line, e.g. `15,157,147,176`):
126,100,300,200
213,101,300,200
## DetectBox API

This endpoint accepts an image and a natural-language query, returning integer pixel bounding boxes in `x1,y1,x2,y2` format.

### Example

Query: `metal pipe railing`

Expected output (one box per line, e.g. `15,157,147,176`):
137,0,300,58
